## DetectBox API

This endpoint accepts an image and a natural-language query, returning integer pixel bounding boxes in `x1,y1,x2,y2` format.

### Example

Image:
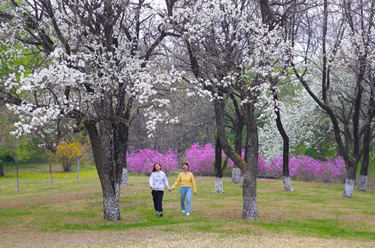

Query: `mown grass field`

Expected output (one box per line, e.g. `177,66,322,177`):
0,163,375,247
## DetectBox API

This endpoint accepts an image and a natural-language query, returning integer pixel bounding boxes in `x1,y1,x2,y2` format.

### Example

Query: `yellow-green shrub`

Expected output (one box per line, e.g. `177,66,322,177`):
56,141,86,171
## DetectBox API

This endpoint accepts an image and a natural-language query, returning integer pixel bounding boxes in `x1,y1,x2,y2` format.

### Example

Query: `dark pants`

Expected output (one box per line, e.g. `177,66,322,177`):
152,190,164,212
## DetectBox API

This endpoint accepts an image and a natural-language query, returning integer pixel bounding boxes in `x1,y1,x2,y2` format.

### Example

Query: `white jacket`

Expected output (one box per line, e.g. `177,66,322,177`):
149,171,170,191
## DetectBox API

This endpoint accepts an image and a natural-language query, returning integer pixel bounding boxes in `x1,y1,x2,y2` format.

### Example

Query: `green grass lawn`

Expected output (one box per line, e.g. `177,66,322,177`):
0,163,375,247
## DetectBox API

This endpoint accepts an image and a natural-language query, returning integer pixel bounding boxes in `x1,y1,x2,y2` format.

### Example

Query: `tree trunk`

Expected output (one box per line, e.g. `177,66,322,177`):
358,124,371,191
343,159,358,198
283,177,293,191
272,89,293,191
242,102,259,220
0,160,4,177
358,175,367,192
114,122,128,186
122,168,128,186
48,157,54,189
13,153,19,192
85,119,122,221
214,134,226,193
214,177,224,193
214,98,258,220
230,94,244,184
232,168,241,184
76,158,80,183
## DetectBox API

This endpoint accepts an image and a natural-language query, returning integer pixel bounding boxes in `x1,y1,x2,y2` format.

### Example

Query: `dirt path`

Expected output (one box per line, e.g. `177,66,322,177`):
1,228,373,247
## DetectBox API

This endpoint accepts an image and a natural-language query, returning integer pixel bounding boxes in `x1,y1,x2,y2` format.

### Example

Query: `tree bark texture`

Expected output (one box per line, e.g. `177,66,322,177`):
0,161,4,177
122,168,128,186
230,94,244,184
357,175,367,192
242,102,259,220
214,134,227,193
272,90,291,178
214,134,224,178
272,88,293,192
343,179,355,198
113,122,129,186
214,177,224,193
358,124,371,191
283,176,293,191
214,98,258,220
232,168,241,183
85,118,122,221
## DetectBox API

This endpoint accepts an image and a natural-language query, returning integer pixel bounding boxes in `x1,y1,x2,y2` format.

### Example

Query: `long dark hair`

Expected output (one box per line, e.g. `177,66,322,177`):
152,163,161,172
182,162,189,171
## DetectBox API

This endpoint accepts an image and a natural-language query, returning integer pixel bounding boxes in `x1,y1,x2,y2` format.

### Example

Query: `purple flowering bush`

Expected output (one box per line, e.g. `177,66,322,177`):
183,143,215,176
258,153,281,178
183,143,239,176
127,148,179,175
260,154,346,182
126,143,346,182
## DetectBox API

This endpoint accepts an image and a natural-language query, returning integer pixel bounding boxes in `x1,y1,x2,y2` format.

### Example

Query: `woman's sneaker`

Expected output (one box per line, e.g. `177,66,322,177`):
155,211,159,215
159,212,163,217
181,210,185,214
186,213,190,216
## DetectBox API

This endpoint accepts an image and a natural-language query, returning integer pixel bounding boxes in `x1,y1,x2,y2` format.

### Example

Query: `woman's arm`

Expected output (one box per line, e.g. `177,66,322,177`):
149,173,154,189
164,172,170,190
191,173,197,194
170,173,181,191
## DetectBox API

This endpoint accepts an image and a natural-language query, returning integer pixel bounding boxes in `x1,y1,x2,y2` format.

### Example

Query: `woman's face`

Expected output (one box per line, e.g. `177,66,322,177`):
155,164,161,171
182,164,188,171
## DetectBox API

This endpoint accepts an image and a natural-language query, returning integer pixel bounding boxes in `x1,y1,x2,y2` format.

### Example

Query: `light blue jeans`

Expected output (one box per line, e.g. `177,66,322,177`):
180,187,192,213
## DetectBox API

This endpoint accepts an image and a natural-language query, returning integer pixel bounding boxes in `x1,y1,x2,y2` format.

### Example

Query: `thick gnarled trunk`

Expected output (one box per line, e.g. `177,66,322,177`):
214,99,258,220
85,118,122,221
242,102,259,220
114,122,128,186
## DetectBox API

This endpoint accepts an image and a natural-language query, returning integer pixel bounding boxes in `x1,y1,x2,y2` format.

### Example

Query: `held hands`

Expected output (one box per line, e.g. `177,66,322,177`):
168,189,172,192
194,192,197,195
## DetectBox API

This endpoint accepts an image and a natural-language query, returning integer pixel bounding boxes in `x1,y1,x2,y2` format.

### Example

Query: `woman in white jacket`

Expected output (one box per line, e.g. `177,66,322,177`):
149,163,170,217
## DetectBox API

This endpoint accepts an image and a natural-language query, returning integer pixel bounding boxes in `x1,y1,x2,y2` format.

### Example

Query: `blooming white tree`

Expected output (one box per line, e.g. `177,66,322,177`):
259,84,334,161
0,0,182,220
290,0,375,197
169,0,290,220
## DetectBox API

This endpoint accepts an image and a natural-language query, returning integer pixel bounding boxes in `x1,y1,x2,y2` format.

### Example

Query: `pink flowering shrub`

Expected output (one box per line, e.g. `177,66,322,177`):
259,154,346,182
258,153,280,178
127,148,179,175
126,144,346,182
183,143,215,176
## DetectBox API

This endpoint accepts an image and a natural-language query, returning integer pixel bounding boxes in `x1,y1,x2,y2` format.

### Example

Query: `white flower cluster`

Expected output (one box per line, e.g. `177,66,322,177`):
171,0,290,119
1,0,183,139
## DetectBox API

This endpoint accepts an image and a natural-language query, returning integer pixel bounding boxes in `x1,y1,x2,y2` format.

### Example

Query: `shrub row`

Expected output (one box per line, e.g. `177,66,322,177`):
126,143,346,182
